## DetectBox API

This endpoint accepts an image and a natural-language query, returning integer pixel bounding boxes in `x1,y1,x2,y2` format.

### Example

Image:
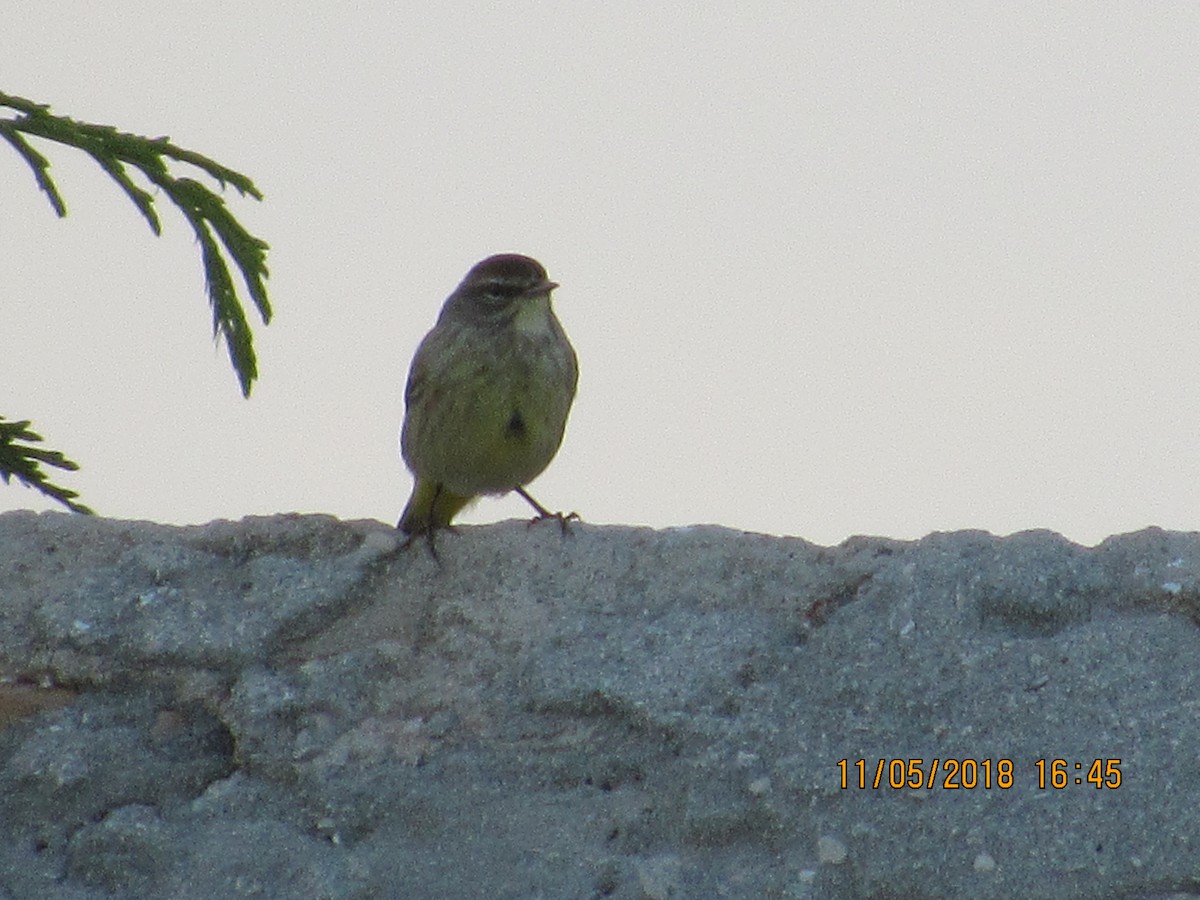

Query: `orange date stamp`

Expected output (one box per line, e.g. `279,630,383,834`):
836,758,1122,790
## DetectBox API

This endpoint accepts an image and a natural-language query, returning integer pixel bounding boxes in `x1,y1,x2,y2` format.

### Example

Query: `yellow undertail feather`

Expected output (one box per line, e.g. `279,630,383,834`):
397,479,476,535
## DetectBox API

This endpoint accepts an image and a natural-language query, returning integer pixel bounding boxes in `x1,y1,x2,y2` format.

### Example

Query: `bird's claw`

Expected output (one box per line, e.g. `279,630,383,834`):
399,523,460,560
526,510,579,535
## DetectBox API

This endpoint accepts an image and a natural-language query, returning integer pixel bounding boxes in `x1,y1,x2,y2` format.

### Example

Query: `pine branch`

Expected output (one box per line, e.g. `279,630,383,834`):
0,91,271,397
0,125,66,215
0,418,93,515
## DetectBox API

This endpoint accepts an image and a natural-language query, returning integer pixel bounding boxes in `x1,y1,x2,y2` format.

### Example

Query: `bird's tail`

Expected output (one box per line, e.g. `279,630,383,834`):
398,479,475,534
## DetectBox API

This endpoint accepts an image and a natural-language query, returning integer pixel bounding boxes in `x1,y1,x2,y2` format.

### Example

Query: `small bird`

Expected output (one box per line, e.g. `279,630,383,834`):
397,254,578,536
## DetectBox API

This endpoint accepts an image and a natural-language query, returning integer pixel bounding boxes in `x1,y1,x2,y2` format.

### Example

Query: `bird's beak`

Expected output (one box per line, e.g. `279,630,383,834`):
528,279,558,295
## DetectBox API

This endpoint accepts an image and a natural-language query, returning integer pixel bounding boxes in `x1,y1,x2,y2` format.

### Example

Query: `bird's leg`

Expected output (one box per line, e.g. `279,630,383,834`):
400,526,456,562
398,483,460,560
514,486,579,534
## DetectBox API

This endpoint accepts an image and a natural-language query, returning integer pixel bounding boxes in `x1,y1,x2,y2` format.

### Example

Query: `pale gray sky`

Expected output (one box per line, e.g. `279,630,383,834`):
4,3,1199,545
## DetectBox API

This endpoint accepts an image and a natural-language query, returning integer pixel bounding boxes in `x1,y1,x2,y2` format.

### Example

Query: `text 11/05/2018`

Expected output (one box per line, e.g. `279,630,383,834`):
836,758,1122,791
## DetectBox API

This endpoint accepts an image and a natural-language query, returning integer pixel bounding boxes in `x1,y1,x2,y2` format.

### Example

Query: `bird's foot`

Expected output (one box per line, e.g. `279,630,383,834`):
514,487,579,536
527,509,580,535
398,521,460,561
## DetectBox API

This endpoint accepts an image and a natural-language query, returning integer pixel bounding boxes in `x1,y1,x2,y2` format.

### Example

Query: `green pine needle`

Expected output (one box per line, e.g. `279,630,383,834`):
0,418,94,515
1,91,276,513
0,90,271,397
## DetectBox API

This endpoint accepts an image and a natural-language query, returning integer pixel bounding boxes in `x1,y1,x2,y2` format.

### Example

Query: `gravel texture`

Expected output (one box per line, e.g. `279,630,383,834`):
1,510,1199,899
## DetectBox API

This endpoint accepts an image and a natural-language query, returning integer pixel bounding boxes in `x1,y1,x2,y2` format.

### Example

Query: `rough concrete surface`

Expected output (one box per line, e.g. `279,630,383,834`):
1,509,1199,899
